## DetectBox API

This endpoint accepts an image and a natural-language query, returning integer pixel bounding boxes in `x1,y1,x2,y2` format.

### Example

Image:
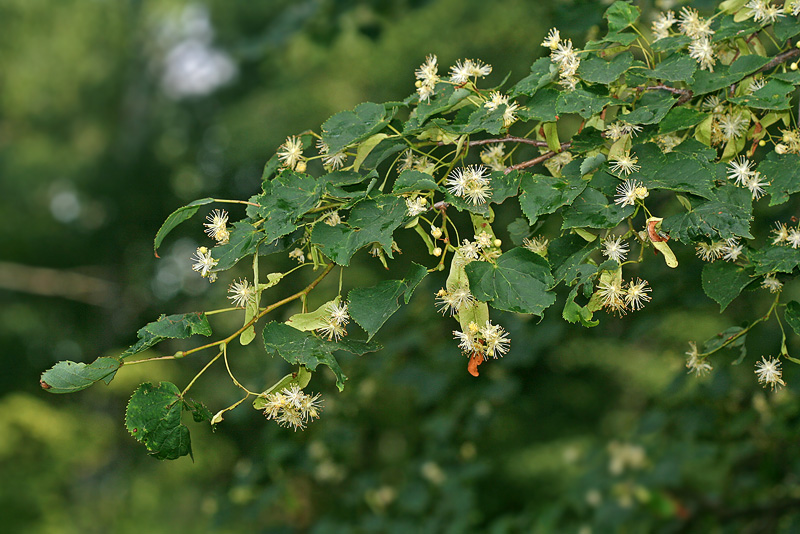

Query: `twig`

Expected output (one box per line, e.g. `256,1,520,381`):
754,47,800,75
643,84,694,105
504,142,572,174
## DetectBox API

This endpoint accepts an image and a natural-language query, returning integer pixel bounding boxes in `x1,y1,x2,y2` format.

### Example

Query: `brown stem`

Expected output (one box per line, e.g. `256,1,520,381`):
754,47,800,75
504,143,571,174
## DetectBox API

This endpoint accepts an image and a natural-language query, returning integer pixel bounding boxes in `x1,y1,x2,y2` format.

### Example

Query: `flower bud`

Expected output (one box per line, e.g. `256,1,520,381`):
492,239,502,248
431,226,443,239
433,247,442,257
296,160,307,172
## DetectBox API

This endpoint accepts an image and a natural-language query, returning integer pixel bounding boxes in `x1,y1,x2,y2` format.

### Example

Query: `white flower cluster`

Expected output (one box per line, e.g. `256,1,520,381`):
398,149,435,175
652,7,716,71
191,246,218,282
480,143,506,171
755,356,786,390
694,238,744,263
316,301,350,341
277,135,306,171
204,209,230,244
262,384,323,431
596,276,652,314
413,55,493,102
445,164,492,205
453,320,511,360
773,129,800,155
726,156,770,200
483,91,519,128
316,139,347,170
614,179,649,207
542,28,581,91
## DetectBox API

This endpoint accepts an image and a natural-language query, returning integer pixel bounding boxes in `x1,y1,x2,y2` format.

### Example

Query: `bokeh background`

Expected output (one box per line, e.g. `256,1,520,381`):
2,0,800,532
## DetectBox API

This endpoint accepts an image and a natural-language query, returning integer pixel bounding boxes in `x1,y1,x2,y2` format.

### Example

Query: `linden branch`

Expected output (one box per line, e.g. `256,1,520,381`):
504,142,572,174
125,262,335,365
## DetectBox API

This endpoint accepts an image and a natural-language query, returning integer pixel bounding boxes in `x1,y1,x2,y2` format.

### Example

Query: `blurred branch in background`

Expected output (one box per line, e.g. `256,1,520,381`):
0,261,116,307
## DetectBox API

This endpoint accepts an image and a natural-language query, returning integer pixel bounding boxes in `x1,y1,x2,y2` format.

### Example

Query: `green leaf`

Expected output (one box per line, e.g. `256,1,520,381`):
774,15,800,42
561,187,634,229
153,198,214,256
322,102,390,154
40,356,122,394
728,79,794,110
519,87,559,122
353,133,388,172
712,13,760,40
121,312,212,358
285,298,341,332
623,91,676,125
445,105,505,135
262,322,381,391
405,84,471,131
701,327,746,358
759,152,800,206
749,245,800,275
510,57,556,97
359,139,406,170
465,247,556,315
393,170,440,194
633,142,720,199
312,194,406,265
210,222,264,272
348,263,428,340
785,301,800,336
184,399,213,423
702,262,753,312
548,234,598,285
519,160,587,225
250,170,324,241
659,107,708,134
651,36,692,53
604,1,640,32
125,382,192,460
662,185,753,242
490,170,522,205
556,86,614,119
578,52,633,84
689,55,771,95
642,53,697,82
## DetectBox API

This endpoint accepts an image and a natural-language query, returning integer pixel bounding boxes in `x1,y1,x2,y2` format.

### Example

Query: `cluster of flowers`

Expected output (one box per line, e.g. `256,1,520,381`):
726,155,770,200
541,28,581,91
453,320,511,361
686,342,786,391
483,91,520,128
773,128,800,155
596,276,652,315
398,148,436,175
608,151,641,177
316,301,350,342
262,384,323,431
701,98,752,146
435,238,511,367
694,237,744,263
458,231,502,262
413,55,492,102
445,164,492,206
651,7,716,71
189,209,233,283
595,236,653,315
480,143,506,172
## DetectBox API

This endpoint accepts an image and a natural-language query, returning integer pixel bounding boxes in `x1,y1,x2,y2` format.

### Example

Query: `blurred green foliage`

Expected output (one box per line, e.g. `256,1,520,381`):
2,0,800,532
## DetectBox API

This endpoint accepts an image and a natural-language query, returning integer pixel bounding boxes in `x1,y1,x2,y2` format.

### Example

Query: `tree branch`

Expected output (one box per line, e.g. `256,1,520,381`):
504,143,572,174
754,47,800,75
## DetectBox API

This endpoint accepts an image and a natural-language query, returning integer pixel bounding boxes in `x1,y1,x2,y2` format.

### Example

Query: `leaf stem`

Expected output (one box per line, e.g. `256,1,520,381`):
181,350,223,396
